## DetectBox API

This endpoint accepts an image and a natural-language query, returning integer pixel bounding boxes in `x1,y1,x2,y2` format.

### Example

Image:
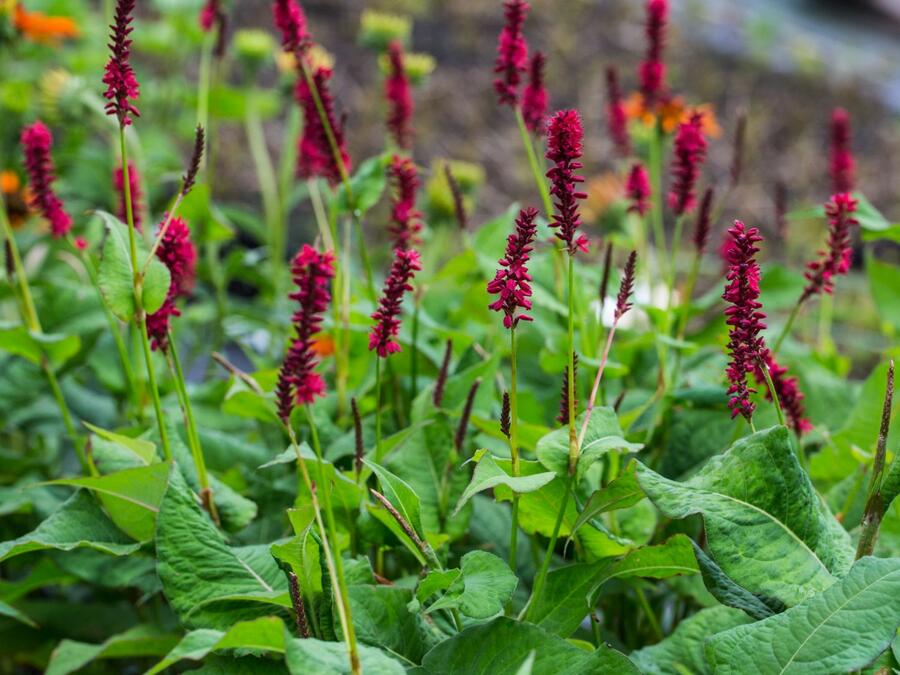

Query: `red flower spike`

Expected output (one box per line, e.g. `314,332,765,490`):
369,248,422,358
626,163,651,216
614,251,637,322
103,0,140,126
385,41,414,149
722,220,766,422
639,0,668,107
605,66,630,156
147,216,197,351
753,351,812,435
114,161,142,232
487,207,538,329
200,0,220,31
668,112,707,215
829,107,855,194
521,51,548,133
493,0,530,107
387,155,423,251
546,110,589,255
295,67,351,186
275,245,336,421
801,192,858,302
273,0,310,54
21,121,72,238
692,187,714,254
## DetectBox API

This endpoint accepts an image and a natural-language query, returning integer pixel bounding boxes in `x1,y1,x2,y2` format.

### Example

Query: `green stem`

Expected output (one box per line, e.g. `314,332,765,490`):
245,90,282,264
757,355,787,429
772,300,803,355
514,107,553,220
525,476,572,621
634,585,663,641
566,256,578,474
665,214,686,316
647,123,667,282
196,35,213,175
279,106,301,234
119,128,171,460
508,327,521,573
410,296,420,412
375,357,383,461
167,332,219,525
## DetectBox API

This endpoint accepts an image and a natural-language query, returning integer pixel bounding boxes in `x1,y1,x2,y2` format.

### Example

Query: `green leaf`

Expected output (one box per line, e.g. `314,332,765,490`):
866,255,900,332
418,617,638,674
453,452,556,517
536,408,642,479
46,625,179,675
636,426,853,606
146,617,286,674
691,542,779,620
705,556,900,674
333,154,388,216
83,422,156,465
286,636,405,674
347,585,436,664
570,462,644,538
630,605,751,675
44,462,171,542
0,490,140,562
426,550,517,619
156,470,286,629
0,599,36,628
364,459,426,542
95,210,171,321
0,323,81,367
530,535,699,637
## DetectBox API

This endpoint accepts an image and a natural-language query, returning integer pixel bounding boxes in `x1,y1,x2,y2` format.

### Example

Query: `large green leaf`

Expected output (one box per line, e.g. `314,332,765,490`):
95,210,171,322
347,585,435,664
636,426,853,606
0,323,80,367
537,408,642,479
417,617,638,674
705,556,900,674
866,255,900,332
0,490,140,562
146,617,286,674
0,600,36,628
570,462,645,538
691,542,779,620
529,535,699,637
156,470,286,629
364,459,426,542
333,153,388,216
453,452,556,516
424,550,517,619
630,605,751,675
83,422,156,465
46,625,179,675
285,636,405,674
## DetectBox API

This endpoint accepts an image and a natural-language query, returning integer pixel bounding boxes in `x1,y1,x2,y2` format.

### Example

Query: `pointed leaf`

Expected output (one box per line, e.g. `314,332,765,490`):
46,625,178,675
427,551,517,619
286,636,405,674
537,408,642,478
570,462,644,538
453,453,556,517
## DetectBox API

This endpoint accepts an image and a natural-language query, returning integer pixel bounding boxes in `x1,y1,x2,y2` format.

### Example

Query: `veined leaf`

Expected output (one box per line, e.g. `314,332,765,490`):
347,585,436,664
46,625,179,675
705,556,900,674
425,550,517,619
286,635,405,674
570,462,644,538
636,426,853,606
0,323,81,367
453,452,556,517
83,422,156,465
691,542,780,620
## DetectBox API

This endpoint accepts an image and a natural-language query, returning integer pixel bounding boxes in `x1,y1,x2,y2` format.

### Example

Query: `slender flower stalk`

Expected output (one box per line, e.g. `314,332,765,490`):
454,378,481,452
598,241,614,314
829,107,855,194
384,41,413,149
114,161,142,232
674,187,714,343
21,122,72,238
556,353,577,426
351,397,364,481
605,66,630,156
521,51,548,134
387,155,423,250
487,206,537,571
722,221,766,426
444,163,467,231
433,339,452,408
752,351,811,434
493,0,530,107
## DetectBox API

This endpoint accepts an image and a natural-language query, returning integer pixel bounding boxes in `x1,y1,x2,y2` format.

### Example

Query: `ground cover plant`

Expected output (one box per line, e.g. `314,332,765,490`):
1,0,900,672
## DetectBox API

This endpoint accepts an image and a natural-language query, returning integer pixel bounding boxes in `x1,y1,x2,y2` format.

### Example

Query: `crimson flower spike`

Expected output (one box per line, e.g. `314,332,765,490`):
493,0,530,107
800,192,858,304
114,161,142,232
385,41,414,149
20,121,72,238
753,351,812,434
626,162,651,216
387,155,423,251
369,248,422,358
521,51,548,133
103,0,140,127
722,220,766,422
692,187,714,254
273,0,310,55
605,66,630,156
829,107,855,194
275,245,336,422
639,0,668,108
487,207,538,329
200,0,220,31
668,112,707,215
146,216,198,352
295,66,351,186
546,110,589,255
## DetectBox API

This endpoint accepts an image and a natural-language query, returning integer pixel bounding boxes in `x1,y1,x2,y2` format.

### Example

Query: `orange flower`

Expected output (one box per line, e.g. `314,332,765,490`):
2,170,31,228
14,4,79,44
582,172,624,221
0,170,20,195
310,334,335,357
623,91,721,138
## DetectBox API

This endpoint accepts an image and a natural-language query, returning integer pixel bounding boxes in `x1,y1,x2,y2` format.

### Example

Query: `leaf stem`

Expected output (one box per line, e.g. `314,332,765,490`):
514,106,553,220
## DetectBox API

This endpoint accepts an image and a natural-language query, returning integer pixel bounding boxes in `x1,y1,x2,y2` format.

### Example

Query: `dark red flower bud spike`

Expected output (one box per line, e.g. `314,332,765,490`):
521,51,548,134
385,41,414,149
493,0,530,107
605,66,630,157
455,378,481,453
103,0,140,127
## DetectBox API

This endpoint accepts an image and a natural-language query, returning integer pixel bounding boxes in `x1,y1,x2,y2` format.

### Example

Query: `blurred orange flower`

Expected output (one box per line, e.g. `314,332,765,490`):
583,172,624,222
1,170,20,195
624,92,721,137
14,4,79,44
311,334,335,357
2,169,32,228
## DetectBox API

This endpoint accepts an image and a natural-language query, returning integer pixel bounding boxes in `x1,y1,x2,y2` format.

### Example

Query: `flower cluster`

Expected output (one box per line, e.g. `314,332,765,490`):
387,155,423,251
493,0,530,106
102,0,140,126
521,52,548,133
369,248,422,357
722,220,766,421
626,163,651,216
487,207,538,329
753,351,812,434
147,216,197,351
605,66,630,156
295,66,351,185
546,109,589,255
801,192,858,302
199,0,220,31
385,41,413,149
113,162,142,232
829,107,854,194
639,0,668,108
668,111,707,215
273,0,310,54
20,121,72,238
692,187,714,253
275,245,335,421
